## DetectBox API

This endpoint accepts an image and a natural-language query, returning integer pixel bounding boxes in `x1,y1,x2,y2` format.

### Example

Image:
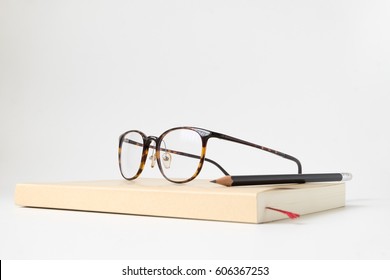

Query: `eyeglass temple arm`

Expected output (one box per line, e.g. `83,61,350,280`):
123,139,230,176
211,133,302,174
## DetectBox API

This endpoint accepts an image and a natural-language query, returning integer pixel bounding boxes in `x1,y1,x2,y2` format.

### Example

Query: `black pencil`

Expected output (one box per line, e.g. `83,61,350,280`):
211,173,352,187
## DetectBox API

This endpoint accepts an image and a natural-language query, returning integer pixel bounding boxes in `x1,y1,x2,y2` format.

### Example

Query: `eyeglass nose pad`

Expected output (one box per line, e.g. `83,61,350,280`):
149,154,156,168
162,152,172,169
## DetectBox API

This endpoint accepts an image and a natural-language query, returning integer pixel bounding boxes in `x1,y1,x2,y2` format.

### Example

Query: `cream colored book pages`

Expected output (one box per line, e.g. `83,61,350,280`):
14,179,345,223
258,184,345,223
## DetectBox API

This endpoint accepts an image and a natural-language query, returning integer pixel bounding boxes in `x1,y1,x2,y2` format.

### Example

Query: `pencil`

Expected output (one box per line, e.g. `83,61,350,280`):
210,173,352,187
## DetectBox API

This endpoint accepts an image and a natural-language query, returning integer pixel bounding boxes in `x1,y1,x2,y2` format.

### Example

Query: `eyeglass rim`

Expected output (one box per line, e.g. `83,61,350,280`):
118,127,209,183
156,127,208,183
118,130,148,181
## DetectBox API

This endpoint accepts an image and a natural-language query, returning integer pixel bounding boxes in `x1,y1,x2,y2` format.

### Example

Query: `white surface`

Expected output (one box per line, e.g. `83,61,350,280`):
1,0,390,259
1,194,390,259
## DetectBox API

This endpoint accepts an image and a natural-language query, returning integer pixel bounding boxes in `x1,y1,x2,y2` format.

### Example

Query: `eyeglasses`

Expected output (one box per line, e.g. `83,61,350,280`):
118,126,302,184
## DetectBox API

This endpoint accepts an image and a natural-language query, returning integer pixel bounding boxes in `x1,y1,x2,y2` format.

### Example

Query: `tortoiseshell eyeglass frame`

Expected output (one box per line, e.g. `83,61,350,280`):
118,126,302,183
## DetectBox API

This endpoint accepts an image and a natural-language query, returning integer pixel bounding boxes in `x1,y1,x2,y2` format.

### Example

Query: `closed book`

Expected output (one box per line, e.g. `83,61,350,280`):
14,179,345,223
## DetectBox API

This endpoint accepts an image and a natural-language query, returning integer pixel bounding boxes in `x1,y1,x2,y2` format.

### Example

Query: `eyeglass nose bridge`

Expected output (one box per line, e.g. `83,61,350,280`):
145,136,158,167
144,135,173,174
141,136,159,169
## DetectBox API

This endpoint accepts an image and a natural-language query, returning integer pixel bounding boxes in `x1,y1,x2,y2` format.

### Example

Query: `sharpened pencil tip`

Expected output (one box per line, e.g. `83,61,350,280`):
211,176,233,187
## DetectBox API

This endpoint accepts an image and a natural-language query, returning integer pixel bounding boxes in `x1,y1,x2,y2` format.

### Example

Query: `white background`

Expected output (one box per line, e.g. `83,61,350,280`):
1,0,389,259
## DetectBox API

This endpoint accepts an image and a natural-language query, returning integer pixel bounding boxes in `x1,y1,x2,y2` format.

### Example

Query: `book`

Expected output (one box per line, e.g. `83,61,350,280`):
14,179,345,223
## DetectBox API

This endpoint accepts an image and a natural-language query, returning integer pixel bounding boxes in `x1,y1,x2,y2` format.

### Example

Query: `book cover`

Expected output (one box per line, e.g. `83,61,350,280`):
14,179,345,223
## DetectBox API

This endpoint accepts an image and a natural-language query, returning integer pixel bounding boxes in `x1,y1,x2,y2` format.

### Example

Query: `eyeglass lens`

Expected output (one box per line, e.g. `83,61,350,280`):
159,128,203,182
